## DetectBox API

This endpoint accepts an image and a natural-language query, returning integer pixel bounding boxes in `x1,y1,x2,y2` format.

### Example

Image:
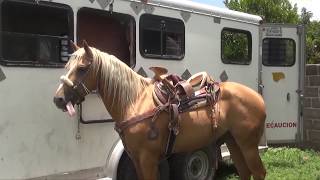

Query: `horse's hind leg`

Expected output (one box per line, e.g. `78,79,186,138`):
234,123,266,180
224,132,251,180
240,145,266,180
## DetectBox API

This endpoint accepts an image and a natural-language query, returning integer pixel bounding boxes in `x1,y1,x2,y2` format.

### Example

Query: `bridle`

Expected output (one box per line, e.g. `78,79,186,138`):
60,64,92,104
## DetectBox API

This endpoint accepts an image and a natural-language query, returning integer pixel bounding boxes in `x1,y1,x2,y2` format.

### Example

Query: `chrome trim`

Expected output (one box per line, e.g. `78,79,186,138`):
127,0,262,25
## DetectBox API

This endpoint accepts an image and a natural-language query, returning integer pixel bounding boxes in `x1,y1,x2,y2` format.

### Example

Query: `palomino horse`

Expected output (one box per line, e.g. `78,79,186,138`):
53,41,266,180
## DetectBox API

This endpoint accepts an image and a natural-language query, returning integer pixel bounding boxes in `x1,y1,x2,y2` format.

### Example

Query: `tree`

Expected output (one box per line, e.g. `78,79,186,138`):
300,7,313,25
306,21,320,64
225,0,320,64
224,0,299,24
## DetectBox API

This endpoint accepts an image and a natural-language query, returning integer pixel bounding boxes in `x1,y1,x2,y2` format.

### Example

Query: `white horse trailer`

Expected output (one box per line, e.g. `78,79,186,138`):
0,0,305,179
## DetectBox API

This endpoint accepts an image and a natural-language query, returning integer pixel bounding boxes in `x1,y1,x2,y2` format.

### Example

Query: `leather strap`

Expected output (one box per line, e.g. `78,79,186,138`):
154,83,168,105
115,105,168,134
165,104,179,156
176,81,194,97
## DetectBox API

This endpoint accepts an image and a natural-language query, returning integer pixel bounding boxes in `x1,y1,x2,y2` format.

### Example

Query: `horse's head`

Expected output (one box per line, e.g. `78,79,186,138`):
53,40,98,116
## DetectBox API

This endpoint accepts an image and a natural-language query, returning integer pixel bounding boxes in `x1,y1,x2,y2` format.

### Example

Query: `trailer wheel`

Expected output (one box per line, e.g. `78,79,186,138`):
169,146,216,180
117,152,137,180
117,152,169,180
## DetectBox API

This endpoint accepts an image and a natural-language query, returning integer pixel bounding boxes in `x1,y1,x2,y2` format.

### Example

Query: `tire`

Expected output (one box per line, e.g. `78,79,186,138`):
117,152,138,180
117,152,170,180
169,146,217,180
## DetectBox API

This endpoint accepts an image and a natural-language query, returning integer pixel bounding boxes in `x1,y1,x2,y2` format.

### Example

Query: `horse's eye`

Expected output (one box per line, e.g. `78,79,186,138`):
77,66,87,74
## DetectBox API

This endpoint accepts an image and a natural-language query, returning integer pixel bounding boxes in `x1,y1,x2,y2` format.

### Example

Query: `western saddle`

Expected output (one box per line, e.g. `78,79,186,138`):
115,66,220,157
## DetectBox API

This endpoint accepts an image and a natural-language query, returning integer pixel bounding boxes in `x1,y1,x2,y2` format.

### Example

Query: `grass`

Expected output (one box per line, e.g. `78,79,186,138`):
216,147,320,180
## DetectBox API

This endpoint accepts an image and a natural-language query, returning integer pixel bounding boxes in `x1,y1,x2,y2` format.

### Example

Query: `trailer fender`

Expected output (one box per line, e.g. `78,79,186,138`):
103,139,125,180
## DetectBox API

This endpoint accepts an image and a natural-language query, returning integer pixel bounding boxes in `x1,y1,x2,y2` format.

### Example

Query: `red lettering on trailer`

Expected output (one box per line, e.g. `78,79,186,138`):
266,122,297,128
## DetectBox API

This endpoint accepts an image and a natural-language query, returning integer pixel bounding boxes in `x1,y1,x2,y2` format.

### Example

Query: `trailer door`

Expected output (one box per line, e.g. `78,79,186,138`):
260,24,305,143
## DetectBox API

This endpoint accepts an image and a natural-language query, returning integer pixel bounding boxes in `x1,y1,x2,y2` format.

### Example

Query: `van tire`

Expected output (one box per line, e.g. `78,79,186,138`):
169,146,216,180
117,152,137,180
117,152,169,180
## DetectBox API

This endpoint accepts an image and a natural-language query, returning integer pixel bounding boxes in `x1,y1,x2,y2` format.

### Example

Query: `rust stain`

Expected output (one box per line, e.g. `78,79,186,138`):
272,72,285,82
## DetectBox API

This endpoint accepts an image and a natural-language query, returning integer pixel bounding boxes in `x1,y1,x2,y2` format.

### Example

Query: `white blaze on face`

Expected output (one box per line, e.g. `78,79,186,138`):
58,66,77,117
56,83,64,94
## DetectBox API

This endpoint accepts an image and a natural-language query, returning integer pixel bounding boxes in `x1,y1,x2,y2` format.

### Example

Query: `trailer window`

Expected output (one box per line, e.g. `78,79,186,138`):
0,1,73,67
262,38,295,66
221,28,252,65
140,14,185,60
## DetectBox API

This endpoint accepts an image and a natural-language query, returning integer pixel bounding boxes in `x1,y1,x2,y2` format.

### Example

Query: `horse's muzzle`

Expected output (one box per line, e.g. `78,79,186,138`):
53,96,67,111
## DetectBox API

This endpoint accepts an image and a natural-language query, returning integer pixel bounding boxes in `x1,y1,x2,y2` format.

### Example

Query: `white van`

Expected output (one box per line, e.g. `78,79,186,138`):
0,0,305,179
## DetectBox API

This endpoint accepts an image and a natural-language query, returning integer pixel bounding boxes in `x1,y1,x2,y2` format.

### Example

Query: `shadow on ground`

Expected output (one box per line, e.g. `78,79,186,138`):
215,162,239,180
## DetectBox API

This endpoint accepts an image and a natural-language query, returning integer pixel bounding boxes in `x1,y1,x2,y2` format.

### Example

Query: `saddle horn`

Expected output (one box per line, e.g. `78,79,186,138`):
149,66,168,81
149,66,175,94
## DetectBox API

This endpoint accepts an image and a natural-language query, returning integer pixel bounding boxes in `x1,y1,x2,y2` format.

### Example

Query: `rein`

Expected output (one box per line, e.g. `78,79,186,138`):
114,104,169,134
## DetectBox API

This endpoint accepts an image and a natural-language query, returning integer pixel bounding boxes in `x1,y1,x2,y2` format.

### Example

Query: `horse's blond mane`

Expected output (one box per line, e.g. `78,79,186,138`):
66,47,150,113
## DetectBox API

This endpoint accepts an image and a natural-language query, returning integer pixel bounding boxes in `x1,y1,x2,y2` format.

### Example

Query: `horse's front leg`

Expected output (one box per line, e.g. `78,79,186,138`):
132,150,160,180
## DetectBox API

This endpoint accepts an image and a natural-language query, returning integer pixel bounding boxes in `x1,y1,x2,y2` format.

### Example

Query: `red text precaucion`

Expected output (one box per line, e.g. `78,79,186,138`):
266,122,297,128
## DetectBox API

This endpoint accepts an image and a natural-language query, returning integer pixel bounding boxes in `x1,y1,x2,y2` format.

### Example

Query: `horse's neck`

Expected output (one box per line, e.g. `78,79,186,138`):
95,60,153,121
123,84,156,119
98,83,155,121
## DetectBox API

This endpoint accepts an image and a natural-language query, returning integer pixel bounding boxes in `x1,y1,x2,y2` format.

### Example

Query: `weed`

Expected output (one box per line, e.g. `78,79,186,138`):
216,147,320,180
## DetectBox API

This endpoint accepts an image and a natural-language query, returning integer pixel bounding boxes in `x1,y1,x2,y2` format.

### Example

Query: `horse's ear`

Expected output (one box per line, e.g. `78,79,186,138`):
70,40,80,52
83,40,93,63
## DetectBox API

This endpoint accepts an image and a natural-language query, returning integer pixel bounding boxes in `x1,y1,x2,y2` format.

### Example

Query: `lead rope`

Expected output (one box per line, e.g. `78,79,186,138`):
76,104,81,140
